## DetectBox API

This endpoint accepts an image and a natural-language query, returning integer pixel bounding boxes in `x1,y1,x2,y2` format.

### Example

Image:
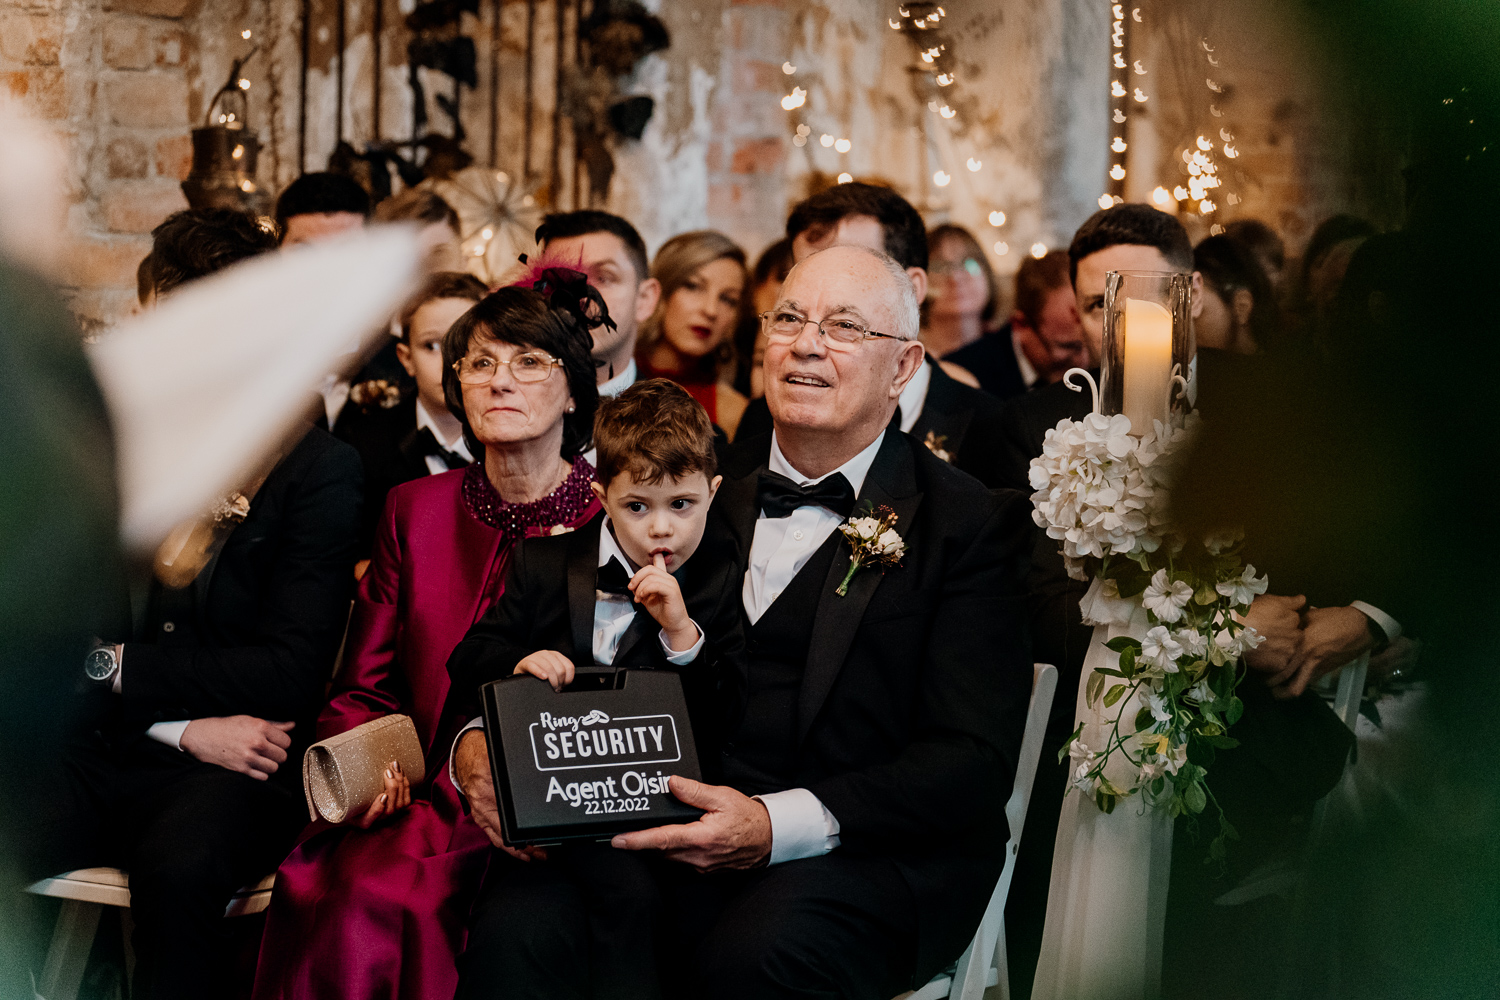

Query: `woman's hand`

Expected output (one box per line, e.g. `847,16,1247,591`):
515,650,575,691
350,759,412,828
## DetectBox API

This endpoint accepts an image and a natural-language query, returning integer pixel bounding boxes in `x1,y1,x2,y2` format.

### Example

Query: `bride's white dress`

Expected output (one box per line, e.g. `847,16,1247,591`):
1031,603,1174,1000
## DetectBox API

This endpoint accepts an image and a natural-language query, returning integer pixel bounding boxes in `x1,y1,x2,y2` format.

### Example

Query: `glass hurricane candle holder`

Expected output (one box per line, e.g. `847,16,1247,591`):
1099,270,1193,435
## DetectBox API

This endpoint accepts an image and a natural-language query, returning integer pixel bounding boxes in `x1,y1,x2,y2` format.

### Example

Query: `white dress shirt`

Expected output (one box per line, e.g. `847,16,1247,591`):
896,359,933,434
416,398,474,476
743,429,888,864
1011,331,1039,388
450,516,704,786
582,360,640,467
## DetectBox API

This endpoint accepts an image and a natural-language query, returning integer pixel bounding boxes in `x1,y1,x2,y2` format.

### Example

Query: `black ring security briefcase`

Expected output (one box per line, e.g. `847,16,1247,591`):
480,667,705,844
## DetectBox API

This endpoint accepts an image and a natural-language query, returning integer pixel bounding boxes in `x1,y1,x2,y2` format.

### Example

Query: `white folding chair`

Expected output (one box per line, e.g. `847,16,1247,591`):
25,868,275,1000
901,662,1059,1000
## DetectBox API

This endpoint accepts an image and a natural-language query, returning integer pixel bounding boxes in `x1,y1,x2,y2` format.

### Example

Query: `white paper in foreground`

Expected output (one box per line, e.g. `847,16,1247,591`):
89,226,422,551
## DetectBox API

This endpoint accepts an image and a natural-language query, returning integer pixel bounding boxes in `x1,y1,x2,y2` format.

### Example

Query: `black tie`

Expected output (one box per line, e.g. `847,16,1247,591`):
414,427,469,470
755,470,856,519
595,558,637,599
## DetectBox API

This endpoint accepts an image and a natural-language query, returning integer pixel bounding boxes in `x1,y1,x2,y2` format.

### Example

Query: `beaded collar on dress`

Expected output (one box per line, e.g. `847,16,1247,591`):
461,457,597,540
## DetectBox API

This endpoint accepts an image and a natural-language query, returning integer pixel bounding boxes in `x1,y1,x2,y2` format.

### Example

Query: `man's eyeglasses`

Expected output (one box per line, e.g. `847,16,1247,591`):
452,350,565,385
759,310,907,349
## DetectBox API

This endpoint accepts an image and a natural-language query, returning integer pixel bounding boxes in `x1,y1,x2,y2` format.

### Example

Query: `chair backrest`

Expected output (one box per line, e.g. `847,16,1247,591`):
939,663,1059,1000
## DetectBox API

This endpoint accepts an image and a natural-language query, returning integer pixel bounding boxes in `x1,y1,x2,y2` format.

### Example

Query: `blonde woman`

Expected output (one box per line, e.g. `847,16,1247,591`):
637,230,750,439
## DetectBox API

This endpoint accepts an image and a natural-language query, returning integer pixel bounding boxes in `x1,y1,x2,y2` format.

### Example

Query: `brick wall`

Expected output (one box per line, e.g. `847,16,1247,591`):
1,0,201,332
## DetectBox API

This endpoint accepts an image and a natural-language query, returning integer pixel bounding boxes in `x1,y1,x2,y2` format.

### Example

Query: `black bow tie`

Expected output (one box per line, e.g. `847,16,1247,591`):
414,427,469,470
595,557,637,599
756,470,856,519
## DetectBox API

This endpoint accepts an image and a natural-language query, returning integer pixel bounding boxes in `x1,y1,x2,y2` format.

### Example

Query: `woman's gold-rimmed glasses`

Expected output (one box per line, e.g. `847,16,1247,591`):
452,350,565,385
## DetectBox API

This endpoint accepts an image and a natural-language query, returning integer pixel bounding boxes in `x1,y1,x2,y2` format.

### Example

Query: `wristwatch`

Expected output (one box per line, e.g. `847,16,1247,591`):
84,643,121,684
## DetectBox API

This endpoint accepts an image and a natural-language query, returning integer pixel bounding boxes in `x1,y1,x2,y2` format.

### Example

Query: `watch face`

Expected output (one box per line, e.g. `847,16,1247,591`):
85,648,116,682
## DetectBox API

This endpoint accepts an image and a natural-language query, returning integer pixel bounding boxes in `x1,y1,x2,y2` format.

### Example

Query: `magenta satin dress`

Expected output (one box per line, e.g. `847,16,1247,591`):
253,460,599,1000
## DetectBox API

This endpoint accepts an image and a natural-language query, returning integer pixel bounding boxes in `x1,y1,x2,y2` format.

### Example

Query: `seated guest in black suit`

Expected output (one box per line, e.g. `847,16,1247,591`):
275,171,370,248
738,183,1010,486
336,270,488,564
446,378,743,999
32,209,363,1000
274,172,374,428
945,249,1088,399
535,210,663,397
452,243,1033,1000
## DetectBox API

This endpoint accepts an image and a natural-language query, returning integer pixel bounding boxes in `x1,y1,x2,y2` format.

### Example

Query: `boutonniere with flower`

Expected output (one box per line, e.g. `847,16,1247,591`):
349,378,404,411
923,431,953,463
835,502,907,596
210,491,252,524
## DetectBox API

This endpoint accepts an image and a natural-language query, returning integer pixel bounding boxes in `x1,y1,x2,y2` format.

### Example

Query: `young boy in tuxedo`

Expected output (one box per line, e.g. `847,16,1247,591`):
446,378,742,999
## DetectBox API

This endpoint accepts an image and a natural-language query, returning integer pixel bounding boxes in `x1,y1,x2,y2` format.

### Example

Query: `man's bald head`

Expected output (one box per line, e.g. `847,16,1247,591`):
765,244,926,477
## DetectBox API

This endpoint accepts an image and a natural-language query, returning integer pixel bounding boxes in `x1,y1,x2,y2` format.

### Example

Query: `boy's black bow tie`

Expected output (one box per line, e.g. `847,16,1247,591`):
595,557,637,599
755,470,856,519
413,427,469,470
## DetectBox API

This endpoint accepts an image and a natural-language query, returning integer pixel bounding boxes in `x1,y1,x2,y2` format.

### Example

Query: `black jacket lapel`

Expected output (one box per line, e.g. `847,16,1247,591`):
715,434,770,563
566,518,603,662
911,361,974,455
798,431,923,744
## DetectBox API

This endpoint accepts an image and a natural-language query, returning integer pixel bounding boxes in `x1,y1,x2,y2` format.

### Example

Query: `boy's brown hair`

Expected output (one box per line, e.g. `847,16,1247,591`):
593,378,717,487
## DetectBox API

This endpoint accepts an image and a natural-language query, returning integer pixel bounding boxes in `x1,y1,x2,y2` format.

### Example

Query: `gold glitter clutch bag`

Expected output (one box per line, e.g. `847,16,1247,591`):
302,715,427,823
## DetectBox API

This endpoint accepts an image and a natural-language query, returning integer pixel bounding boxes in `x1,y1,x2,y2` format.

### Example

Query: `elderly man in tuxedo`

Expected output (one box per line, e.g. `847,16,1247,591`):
451,244,1033,999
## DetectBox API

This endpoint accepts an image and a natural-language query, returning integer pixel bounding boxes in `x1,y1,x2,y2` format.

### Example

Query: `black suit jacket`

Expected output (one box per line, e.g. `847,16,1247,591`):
334,394,447,559
716,429,1033,982
736,359,1010,487
943,322,1030,400
114,427,362,790
445,513,745,766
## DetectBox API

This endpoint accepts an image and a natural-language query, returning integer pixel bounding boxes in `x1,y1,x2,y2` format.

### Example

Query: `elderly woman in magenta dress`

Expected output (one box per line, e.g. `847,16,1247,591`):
253,268,609,1000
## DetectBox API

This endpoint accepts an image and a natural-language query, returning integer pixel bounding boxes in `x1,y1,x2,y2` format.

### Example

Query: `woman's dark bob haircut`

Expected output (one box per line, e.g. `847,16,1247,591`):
441,285,600,461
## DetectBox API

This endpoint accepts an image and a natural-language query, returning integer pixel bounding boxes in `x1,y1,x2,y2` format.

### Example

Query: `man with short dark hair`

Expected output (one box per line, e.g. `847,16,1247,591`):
945,250,1088,397
739,184,1009,486
136,209,278,306
33,209,363,1000
274,172,371,247
535,210,661,394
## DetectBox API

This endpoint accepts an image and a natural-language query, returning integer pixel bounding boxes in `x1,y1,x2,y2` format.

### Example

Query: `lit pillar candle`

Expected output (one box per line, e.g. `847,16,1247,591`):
1121,297,1173,434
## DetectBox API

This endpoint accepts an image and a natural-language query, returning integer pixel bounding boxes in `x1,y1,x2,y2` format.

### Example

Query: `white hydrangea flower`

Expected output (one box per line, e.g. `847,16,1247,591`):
1215,563,1269,608
1142,569,1193,623
1141,626,1184,671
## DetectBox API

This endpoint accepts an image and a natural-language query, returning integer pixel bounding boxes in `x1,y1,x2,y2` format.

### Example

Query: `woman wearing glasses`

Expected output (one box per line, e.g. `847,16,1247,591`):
254,270,604,1000
636,230,752,440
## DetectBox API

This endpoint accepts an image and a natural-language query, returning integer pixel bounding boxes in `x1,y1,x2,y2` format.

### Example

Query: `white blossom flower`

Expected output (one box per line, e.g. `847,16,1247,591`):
1139,758,1167,783
849,516,880,540
1238,625,1264,650
1142,569,1193,623
1184,678,1214,704
875,528,905,557
1141,626,1184,671
1162,741,1188,775
1215,563,1269,608
1072,763,1097,793
1145,688,1173,724
1174,627,1209,658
